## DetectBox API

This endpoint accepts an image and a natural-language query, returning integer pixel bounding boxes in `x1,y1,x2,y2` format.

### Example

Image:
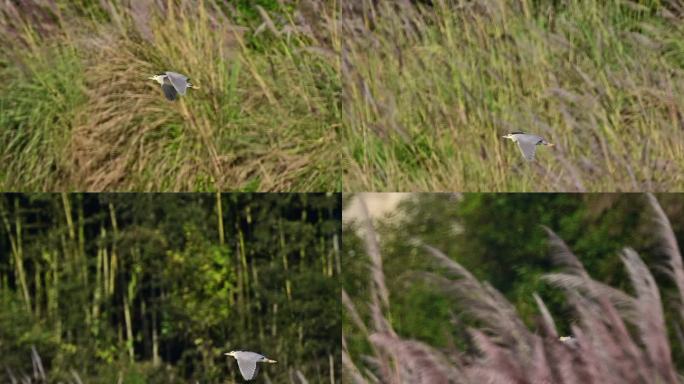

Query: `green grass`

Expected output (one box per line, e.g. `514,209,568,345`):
0,0,340,191
0,42,86,190
342,0,684,191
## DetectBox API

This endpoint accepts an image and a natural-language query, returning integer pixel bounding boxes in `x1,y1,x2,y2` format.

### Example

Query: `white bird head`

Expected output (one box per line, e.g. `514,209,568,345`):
148,74,165,85
502,132,521,141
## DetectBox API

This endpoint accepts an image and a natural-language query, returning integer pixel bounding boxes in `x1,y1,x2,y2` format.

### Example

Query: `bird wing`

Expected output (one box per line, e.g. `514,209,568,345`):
161,83,177,101
165,72,189,95
516,138,537,161
237,359,259,381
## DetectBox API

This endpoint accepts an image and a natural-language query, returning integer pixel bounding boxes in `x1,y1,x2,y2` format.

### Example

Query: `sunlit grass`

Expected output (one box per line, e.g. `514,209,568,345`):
0,0,340,191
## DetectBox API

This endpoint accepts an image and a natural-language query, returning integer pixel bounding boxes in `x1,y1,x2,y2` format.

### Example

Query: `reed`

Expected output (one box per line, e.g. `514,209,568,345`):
344,194,684,383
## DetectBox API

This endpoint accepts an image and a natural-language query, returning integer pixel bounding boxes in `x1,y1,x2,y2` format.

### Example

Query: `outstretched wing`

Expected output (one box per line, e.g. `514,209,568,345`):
516,139,537,161
161,83,177,101
165,71,189,95
237,359,259,381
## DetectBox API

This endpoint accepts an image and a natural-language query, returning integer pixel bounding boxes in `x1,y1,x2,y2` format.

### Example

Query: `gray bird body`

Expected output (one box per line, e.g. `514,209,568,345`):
148,71,197,101
225,350,277,381
502,132,554,161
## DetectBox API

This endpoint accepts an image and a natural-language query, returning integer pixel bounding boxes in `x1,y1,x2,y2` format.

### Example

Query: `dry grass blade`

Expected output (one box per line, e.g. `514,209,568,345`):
342,335,367,384
358,195,391,329
465,329,530,384
422,244,531,349
621,247,677,382
647,194,684,316
342,288,369,336
30,345,45,380
370,332,461,384
542,226,587,277
543,273,638,320
534,292,558,338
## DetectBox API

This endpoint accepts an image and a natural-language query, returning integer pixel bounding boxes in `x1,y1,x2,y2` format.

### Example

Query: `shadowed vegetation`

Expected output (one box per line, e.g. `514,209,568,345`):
0,0,340,191
0,193,341,383
342,1,684,191
343,193,684,383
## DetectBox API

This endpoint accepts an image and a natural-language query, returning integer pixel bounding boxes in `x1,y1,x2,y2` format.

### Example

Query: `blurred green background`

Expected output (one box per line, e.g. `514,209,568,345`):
0,193,341,383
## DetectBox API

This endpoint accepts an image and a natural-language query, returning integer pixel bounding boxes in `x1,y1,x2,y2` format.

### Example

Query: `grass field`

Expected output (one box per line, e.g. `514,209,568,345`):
342,0,684,192
0,0,340,191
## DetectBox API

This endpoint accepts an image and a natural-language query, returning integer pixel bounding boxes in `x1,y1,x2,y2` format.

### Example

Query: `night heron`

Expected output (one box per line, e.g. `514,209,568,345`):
559,336,578,348
148,71,198,101
502,132,554,161
225,350,277,381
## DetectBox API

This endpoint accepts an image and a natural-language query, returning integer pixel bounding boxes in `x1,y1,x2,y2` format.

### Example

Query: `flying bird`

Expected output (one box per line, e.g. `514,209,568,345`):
559,336,578,348
502,132,555,161
148,71,198,101
225,350,277,381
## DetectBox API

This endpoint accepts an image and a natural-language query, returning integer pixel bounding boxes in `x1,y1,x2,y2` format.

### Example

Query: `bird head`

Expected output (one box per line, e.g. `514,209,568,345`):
148,74,165,85
502,132,521,140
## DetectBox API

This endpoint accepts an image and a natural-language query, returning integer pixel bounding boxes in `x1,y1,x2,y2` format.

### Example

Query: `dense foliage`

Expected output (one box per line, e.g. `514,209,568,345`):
0,193,341,383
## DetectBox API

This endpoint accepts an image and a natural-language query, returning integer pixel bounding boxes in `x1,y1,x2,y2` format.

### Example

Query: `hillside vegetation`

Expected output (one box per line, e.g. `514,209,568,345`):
0,0,340,191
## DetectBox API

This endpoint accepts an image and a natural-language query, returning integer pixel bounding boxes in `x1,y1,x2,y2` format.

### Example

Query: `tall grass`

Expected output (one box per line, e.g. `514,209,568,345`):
343,194,684,383
342,1,684,191
0,0,340,191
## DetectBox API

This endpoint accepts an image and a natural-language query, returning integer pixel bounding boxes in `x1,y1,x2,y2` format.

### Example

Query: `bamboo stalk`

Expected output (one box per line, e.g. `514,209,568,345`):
329,353,335,384
34,263,42,318
1,197,31,314
333,233,340,276
123,293,134,361
108,203,119,296
152,305,160,367
216,192,225,246
92,227,104,335
279,219,292,301
61,193,75,241
77,194,87,287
